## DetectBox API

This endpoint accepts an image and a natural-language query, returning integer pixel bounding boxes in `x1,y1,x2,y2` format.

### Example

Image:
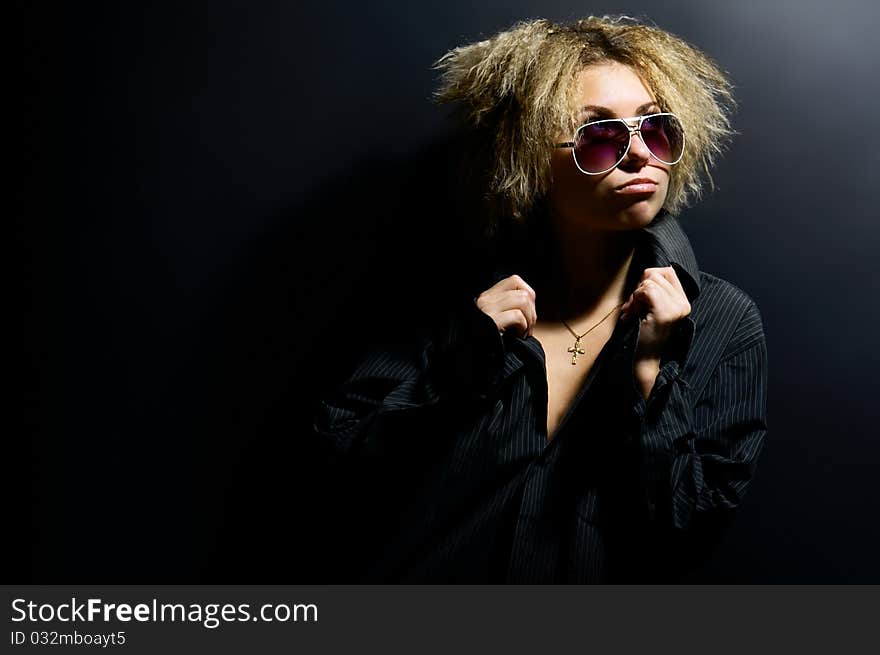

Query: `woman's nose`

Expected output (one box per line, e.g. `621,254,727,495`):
620,131,652,169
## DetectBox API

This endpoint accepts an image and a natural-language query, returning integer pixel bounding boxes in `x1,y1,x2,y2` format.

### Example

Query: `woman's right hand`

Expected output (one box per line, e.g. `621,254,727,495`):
475,274,538,338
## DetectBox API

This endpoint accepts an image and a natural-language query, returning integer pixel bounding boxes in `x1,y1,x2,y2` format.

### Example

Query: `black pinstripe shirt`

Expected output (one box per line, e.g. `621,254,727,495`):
314,211,768,583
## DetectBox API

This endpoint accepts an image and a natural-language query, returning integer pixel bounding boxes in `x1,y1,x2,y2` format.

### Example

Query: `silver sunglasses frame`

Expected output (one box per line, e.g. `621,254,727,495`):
555,112,686,175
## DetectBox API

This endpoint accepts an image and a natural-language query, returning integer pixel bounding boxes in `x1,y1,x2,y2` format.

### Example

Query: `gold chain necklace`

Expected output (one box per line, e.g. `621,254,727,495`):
561,302,625,365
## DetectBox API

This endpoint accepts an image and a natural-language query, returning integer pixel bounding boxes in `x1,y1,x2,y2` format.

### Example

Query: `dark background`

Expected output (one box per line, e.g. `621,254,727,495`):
18,0,880,582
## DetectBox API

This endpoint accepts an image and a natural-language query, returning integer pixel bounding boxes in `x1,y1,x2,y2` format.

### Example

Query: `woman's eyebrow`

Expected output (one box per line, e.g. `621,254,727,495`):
578,101,660,120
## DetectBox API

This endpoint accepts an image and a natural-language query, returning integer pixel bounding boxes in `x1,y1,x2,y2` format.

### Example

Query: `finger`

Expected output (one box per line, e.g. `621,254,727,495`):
646,269,691,317
644,270,677,299
492,275,517,292
656,265,686,296
623,277,653,310
508,274,536,302
475,292,495,314
483,275,536,313
496,308,529,337
528,301,537,337
620,287,636,317
506,288,537,336
637,279,664,304
623,268,658,316
478,283,514,311
523,291,538,331
503,288,533,311
620,290,643,320
638,267,660,281
639,266,684,292
621,281,659,319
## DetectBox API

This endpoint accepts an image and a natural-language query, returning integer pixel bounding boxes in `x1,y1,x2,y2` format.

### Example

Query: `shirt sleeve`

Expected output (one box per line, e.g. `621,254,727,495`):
632,300,769,531
312,295,508,458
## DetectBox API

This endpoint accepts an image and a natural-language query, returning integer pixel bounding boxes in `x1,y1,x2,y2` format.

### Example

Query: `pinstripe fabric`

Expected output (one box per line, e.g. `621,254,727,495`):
313,210,768,583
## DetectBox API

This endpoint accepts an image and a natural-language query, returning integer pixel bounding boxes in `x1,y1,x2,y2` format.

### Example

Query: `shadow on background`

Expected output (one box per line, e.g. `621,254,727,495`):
192,134,493,581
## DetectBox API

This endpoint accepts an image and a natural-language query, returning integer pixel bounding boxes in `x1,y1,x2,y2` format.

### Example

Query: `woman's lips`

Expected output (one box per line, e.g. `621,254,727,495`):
614,179,658,194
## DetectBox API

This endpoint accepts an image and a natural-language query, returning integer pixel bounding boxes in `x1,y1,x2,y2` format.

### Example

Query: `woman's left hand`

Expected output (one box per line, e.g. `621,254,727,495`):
619,266,691,397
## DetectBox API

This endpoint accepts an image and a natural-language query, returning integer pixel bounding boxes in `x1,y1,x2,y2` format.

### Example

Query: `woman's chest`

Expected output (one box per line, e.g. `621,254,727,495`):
532,324,614,441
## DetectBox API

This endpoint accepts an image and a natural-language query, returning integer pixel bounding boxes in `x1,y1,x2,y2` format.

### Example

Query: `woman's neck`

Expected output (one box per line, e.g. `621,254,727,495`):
533,222,641,323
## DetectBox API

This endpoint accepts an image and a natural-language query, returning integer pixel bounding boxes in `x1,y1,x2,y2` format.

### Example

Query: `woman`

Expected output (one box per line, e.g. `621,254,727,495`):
314,16,768,583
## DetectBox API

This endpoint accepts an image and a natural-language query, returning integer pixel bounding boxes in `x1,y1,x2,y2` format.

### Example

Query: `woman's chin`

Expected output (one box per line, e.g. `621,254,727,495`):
615,202,662,228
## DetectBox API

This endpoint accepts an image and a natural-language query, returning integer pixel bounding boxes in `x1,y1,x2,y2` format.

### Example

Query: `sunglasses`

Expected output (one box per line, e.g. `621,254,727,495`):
555,112,685,175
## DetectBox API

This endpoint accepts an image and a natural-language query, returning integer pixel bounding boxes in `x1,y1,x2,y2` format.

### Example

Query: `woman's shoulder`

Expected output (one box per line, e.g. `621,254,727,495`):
696,270,761,311
693,270,767,358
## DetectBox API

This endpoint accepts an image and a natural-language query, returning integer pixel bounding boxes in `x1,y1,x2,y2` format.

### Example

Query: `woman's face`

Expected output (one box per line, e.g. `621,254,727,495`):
549,61,671,232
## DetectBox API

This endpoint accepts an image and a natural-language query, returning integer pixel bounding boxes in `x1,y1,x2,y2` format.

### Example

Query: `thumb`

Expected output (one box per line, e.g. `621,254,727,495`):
620,294,634,321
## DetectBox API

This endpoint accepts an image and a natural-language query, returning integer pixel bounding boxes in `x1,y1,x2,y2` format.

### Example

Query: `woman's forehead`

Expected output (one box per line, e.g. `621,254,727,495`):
572,62,658,117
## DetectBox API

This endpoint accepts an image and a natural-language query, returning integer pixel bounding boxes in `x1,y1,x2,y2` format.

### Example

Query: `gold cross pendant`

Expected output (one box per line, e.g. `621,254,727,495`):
567,338,585,365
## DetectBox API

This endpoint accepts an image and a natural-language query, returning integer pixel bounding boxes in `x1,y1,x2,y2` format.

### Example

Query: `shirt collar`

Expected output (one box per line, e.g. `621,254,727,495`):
639,209,702,303
486,209,701,304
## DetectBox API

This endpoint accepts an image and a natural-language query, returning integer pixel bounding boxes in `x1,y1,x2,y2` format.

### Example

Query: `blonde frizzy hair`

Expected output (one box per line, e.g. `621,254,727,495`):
431,15,736,235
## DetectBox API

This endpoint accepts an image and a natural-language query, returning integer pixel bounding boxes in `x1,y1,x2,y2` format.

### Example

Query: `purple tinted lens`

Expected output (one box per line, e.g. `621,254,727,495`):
574,121,629,173
640,114,683,163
